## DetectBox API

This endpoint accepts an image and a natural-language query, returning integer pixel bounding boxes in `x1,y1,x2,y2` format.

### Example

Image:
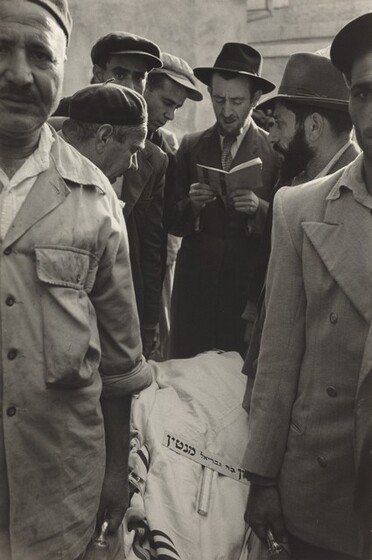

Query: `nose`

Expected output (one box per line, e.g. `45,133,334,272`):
268,120,279,145
129,153,138,171
5,48,33,87
164,107,176,122
222,101,233,117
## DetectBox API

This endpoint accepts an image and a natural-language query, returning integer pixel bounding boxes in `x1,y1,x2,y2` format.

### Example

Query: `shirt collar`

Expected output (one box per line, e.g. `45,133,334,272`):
327,153,372,210
0,124,55,189
219,119,251,150
315,140,353,179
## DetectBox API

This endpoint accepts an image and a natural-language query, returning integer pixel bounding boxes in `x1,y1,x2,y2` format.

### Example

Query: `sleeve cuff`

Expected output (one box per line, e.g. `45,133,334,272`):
101,357,153,398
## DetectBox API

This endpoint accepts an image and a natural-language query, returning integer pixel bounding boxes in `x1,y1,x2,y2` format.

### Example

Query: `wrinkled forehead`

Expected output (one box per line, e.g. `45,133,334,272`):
350,49,372,86
0,0,66,46
105,53,149,73
210,73,252,97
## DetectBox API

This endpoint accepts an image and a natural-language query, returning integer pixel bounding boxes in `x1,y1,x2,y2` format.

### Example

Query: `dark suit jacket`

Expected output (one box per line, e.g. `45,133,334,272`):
121,139,168,328
169,121,279,358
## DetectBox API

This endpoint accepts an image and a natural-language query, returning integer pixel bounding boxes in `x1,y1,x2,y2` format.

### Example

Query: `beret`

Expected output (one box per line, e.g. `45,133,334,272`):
27,0,72,42
91,32,162,71
150,52,203,101
69,82,147,126
330,12,372,76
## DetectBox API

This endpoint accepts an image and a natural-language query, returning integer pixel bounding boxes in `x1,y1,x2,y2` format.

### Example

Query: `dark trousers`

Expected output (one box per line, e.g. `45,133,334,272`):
288,533,360,560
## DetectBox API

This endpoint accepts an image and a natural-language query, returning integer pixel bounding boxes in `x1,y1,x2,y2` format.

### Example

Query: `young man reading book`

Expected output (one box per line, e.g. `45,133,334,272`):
168,42,279,359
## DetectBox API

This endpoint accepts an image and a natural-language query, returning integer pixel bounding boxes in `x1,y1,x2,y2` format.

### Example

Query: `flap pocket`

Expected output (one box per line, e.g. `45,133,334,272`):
35,245,97,290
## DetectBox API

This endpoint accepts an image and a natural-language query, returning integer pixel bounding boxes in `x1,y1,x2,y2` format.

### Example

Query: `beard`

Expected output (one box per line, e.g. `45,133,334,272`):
276,125,315,185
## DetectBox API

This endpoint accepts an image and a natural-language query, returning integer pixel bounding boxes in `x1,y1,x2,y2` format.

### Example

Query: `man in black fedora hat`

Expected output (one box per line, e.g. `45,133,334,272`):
168,42,279,359
91,32,168,359
243,13,372,560
242,52,359,405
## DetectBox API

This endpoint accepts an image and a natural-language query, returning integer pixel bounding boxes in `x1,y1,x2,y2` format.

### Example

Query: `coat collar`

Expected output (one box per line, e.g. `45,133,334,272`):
302,155,372,326
3,127,109,249
121,139,155,218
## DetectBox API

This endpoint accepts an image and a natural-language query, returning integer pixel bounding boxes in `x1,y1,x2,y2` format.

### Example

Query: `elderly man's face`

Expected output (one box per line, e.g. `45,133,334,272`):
145,76,187,133
0,0,66,137
95,54,148,95
210,73,260,136
101,127,146,182
349,49,372,162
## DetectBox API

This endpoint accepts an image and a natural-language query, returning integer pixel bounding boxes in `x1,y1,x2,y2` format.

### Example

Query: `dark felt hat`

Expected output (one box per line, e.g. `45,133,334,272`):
150,52,203,101
28,0,72,42
258,52,349,112
330,12,372,76
69,82,147,126
91,32,162,71
193,42,275,94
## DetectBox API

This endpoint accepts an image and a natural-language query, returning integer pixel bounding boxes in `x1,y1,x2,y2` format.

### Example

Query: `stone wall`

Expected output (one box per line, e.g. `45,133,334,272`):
65,0,371,141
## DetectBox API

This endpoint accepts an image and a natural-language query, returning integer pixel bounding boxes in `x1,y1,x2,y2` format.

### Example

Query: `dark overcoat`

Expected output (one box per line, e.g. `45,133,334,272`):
169,121,279,358
121,140,168,328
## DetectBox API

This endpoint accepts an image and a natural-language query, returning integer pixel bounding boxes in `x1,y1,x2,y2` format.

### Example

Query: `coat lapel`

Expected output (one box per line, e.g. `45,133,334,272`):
121,141,153,218
302,185,372,325
231,121,259,168
3,166,69,250
196,125,223,169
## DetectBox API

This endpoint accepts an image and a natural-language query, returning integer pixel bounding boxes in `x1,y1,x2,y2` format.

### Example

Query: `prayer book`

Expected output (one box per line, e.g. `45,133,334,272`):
196,157,263,207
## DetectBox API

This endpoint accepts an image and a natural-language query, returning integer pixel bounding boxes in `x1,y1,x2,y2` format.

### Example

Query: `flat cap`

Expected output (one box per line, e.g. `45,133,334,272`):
27,0,72,42
91,32,162,71
69,82,147,126
150,52,203,101
330,12,372,76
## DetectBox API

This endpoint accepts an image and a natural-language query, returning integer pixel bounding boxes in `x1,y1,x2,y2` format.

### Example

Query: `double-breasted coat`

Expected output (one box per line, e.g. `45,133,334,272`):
244,154,371,556
169,121,278,358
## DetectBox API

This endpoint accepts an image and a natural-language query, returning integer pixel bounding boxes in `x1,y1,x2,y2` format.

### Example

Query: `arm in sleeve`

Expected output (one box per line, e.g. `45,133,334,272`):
166,136,202,237
90,190,153,398
242,187,306,477
140,152,168,328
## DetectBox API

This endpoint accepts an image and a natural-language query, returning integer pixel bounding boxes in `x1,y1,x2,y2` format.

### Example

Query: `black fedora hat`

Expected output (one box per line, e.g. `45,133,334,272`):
194,42,275,94
259,52,349,112
330,12,372,76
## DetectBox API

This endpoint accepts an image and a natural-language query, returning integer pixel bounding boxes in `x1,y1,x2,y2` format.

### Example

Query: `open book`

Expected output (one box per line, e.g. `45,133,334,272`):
196,157,263,207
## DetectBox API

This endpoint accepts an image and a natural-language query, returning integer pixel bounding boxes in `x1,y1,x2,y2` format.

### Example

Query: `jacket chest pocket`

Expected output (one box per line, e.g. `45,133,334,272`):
35,245,98,292
35,246,100,388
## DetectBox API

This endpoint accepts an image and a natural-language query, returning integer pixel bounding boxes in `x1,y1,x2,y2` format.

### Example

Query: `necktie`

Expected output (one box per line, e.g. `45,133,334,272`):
221,135,236,172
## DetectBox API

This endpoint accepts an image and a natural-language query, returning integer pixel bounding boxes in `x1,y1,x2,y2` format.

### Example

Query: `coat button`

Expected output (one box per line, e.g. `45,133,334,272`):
6,406,16,417
327,386,338,398
3,247,12,255
317,456,328,468
7,349,17,360
329,312,338,324
6,296,15,306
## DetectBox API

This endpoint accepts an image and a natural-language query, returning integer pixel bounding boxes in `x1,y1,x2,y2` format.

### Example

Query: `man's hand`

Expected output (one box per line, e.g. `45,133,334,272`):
245,483,288,544
189,182,216,209
231,189,259,214
97,466,129,534
141,326,157,359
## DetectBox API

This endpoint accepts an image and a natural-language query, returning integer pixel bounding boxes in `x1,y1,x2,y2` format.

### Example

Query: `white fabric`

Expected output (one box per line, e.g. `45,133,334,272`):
124,351,250,560
0,125,54,240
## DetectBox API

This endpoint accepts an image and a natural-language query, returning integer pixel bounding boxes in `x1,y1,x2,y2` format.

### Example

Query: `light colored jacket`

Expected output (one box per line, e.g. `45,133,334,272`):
0,129,152,560
244,154,370,556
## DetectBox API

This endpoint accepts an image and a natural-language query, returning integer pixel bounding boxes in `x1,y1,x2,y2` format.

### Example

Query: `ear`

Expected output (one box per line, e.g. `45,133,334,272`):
93,64,105,83
95,124,114,153
306,112,324,142
251,89,263,108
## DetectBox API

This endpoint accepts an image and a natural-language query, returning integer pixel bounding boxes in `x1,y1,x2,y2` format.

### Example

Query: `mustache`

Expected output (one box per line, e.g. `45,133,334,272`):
0,85,39,103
